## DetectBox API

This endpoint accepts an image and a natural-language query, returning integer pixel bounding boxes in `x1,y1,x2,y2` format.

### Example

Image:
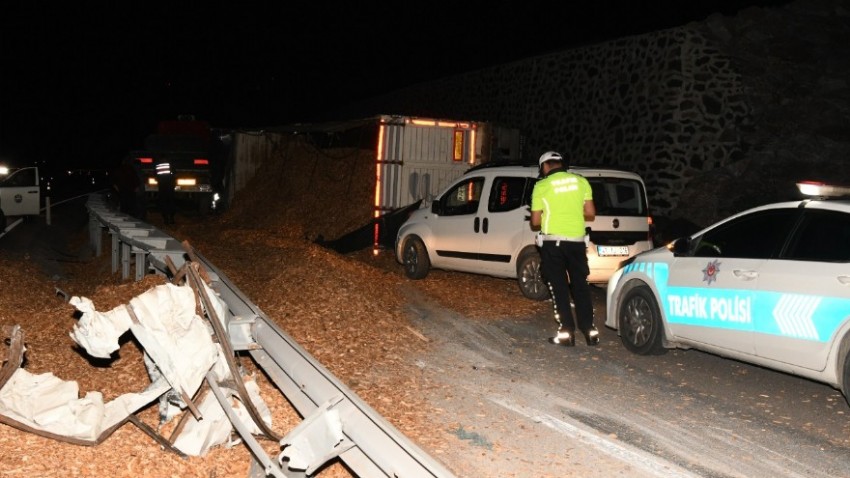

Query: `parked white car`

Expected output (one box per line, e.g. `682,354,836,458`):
606,180,850,406
396,162,654,300
0,166,41,231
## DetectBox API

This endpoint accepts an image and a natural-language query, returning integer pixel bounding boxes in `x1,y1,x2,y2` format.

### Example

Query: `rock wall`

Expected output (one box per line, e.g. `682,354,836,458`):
339,0,850,228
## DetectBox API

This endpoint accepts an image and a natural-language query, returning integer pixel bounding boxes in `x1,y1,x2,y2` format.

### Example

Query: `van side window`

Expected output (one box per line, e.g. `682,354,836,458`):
488,176,528,213
441,177,484,216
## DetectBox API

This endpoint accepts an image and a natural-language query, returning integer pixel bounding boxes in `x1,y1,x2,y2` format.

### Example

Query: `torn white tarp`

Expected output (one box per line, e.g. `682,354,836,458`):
173,377,272,456
0,368,169,441
70,283,219,399
0,281,273,455
67,295,132,359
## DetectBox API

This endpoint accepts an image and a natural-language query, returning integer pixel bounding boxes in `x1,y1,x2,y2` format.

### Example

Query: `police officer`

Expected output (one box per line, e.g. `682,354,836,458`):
155,157,176,224
530,151,598,346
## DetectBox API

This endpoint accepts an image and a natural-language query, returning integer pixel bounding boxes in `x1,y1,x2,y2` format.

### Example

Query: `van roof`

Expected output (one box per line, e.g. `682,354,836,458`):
465,161,645,182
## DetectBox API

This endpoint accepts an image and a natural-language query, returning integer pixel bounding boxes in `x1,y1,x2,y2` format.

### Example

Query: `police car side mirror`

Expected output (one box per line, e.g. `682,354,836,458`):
669,237,691,256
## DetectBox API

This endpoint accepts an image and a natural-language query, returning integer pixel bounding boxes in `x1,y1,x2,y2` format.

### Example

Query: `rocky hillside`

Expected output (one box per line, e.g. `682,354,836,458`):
678,0,850,227
333,0,849,235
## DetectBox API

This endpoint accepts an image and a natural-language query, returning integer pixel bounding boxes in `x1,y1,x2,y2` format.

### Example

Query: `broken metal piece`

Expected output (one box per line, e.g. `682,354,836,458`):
205,372,287,478
128,415,188,458
186,262,281,442
278,394,355,475
0,325,24,390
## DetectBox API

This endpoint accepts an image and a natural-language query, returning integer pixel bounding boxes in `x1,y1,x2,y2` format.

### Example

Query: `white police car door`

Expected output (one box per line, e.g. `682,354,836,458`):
0,167,40,216
664,209,798,354
753,208,850,371
429,176,486,273
476,175,537,275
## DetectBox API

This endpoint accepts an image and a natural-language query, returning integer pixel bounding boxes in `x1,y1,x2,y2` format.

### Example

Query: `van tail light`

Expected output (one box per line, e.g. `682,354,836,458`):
648,216,656,246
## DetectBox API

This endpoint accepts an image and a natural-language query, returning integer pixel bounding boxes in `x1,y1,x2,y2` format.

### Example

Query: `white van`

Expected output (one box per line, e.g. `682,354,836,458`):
395,163,654,300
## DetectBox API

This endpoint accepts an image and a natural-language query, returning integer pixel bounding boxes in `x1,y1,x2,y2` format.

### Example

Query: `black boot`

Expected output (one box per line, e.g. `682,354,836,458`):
548,328,575,347
580,326,600,346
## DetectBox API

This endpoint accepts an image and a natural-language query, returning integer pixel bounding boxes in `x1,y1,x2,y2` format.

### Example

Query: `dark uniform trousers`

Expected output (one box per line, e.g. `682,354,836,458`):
157,173,176,224
540,239,594,332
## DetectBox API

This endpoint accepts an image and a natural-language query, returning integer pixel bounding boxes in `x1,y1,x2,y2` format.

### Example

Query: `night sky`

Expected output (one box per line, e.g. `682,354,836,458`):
1,1,789,171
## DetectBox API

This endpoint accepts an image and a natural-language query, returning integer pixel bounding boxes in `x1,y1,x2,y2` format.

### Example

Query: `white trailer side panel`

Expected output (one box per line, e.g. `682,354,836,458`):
376,119,479,213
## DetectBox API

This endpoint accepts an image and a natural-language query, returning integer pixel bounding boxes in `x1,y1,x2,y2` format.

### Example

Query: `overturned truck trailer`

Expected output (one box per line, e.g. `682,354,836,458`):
225,115,522,252
0,193,456,478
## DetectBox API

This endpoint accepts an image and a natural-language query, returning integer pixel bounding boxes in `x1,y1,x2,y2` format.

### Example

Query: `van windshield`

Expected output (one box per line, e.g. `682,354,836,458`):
588,177,647,216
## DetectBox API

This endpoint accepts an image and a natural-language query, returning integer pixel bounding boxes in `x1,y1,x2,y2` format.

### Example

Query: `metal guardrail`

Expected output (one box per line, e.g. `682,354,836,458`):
85,193,456,478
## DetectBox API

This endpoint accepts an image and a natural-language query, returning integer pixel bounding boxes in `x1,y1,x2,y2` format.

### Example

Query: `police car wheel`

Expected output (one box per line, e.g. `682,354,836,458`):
842,352,850,408
517,250,549,301
402,236,430,280
618,285,665,355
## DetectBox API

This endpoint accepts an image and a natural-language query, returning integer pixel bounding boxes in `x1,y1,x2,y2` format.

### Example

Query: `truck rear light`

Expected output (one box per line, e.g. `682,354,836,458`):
138,157,154,164
193,159,209,165
177,178,197,186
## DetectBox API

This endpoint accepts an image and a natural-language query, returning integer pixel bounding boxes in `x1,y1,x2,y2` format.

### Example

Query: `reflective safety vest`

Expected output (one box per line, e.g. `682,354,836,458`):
155,162,172,175
531,169,592,237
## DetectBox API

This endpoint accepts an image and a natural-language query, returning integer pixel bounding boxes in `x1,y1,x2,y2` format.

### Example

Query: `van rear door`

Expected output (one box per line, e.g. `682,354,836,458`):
578,170,653,283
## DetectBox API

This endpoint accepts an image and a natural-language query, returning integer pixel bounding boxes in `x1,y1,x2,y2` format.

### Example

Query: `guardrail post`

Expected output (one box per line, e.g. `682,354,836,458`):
111,232,120,273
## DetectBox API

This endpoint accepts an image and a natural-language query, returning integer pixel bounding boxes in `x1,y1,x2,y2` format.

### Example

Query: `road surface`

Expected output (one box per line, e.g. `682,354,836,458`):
403,285,850,477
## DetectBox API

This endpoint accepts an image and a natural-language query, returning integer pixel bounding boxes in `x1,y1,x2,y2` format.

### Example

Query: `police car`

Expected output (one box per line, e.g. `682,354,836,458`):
396,162,654,300
606,181,850,405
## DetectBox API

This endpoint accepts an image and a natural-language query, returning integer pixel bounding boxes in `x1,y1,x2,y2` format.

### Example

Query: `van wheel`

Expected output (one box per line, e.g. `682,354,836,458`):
517,250,549,301
402,237,430,280
618,285,666,355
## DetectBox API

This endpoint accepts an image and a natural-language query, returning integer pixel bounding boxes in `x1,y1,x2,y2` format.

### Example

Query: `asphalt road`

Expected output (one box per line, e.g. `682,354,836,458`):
404,285,850,478
0,194,93,279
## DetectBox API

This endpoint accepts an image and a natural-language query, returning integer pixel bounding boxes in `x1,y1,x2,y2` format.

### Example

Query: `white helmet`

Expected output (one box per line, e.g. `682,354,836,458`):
538,151,563,167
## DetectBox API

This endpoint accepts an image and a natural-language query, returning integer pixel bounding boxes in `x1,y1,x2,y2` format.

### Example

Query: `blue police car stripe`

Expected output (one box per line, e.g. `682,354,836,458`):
663,286,753,332
622,262,850,343
755,292,848,341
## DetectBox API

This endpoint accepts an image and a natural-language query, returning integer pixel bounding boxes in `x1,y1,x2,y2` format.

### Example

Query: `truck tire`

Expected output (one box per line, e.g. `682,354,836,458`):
402,236,430,280
516,249,549,301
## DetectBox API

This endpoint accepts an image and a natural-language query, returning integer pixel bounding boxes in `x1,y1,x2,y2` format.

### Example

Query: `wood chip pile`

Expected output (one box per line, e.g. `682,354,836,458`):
0,136,545,477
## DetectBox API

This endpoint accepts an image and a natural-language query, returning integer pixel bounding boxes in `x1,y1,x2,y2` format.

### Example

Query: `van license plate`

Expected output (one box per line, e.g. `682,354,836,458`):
597,246,629,256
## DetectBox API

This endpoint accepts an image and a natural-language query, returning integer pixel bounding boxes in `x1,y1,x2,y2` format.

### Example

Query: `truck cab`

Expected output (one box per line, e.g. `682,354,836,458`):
129,116,223,216
0,167,41,231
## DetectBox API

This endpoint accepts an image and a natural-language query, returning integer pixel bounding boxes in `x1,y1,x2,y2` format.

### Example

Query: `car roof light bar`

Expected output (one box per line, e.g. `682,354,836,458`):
797,181,850,198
